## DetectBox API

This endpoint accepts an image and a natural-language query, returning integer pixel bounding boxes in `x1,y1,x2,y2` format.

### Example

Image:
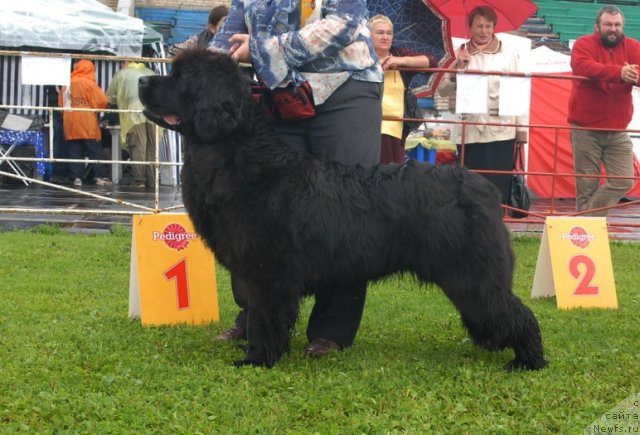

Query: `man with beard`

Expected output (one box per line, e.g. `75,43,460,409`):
568,5,640,216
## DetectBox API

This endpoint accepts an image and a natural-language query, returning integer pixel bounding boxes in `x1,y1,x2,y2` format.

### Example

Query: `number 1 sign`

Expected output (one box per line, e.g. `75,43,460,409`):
129,214,219,325
531,216,618,309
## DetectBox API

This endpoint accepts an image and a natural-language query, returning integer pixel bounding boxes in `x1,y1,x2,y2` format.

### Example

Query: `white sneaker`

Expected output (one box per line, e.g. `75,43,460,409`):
94,177,113,186
73,178,82,186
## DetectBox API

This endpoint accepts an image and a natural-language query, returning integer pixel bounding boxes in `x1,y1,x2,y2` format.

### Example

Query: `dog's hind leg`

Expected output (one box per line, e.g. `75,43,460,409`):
434,273,547,371
234,278,301,368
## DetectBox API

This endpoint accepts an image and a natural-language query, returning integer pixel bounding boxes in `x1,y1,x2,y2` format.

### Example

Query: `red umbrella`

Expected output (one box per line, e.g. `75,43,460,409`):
428,0,538,38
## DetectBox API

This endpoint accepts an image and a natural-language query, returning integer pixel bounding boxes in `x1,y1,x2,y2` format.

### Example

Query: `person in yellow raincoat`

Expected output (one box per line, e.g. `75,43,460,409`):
106,61,157,188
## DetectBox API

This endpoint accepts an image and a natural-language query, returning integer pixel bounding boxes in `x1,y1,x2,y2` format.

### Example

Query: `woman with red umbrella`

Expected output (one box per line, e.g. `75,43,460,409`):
437,6,528,205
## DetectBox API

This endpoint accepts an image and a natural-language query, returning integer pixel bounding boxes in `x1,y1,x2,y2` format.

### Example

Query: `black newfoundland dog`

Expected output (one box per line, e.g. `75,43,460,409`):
139,49,546,371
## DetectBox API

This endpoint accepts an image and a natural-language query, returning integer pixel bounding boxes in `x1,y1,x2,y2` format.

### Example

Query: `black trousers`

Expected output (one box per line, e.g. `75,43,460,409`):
231,78,383,347
457,139,515,204
67,138,108,180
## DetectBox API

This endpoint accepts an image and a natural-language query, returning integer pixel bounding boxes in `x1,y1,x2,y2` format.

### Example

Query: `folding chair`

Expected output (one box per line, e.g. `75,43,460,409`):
0,142,30,185
0,130,46,185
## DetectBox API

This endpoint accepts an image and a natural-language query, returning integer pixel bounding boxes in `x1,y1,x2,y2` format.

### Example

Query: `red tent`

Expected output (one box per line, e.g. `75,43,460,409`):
528,48,640,198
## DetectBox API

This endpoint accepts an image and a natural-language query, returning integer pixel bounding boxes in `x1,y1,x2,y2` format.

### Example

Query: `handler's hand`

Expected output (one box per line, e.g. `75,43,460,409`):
621,62,639,84
454,44,470,69
229,34,251,63
380,55,399,71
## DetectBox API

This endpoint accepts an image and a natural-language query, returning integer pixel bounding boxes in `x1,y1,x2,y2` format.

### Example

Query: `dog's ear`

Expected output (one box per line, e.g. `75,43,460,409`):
192,79,249,142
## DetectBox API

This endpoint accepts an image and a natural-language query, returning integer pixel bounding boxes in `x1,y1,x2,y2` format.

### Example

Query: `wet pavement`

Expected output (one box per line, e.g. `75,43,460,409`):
505,196,640,241
0,180,184,233
1,181,639,240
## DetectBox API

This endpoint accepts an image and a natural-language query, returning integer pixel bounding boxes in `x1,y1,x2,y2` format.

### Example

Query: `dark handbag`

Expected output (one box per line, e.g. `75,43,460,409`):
508,143,531,218
404,88,422,132
270,81,316,121
250,80,275,119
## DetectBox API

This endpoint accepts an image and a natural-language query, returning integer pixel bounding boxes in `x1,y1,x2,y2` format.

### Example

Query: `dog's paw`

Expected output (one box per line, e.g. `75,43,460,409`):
504,357,548,372
232,359,256,367
232,358,272,368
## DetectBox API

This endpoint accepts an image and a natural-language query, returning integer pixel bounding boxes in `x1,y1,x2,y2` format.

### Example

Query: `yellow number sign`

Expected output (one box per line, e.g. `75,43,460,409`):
531,216,618,309
129,213,219,325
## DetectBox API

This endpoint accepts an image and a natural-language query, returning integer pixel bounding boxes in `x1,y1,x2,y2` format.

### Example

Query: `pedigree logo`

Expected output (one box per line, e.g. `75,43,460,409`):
561,226,595,249
152,223,198,251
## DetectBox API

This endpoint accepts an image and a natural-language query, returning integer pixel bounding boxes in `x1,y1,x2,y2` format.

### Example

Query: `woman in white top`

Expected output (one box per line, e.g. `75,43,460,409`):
438,6,528,204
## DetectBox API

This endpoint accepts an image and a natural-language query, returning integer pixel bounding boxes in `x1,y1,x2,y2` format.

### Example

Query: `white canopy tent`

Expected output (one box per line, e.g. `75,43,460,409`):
0,0,162,57
0,0,180,185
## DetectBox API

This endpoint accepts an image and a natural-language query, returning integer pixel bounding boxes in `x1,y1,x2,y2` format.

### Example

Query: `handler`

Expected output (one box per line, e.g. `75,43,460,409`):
209,0,383,358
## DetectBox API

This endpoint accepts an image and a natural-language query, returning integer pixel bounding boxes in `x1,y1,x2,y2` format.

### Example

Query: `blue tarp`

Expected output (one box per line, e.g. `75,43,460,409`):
367,0,454,97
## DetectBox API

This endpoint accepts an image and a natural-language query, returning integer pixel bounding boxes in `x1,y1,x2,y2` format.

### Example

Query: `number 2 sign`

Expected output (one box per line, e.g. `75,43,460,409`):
531,216,618,309
129,214,219,325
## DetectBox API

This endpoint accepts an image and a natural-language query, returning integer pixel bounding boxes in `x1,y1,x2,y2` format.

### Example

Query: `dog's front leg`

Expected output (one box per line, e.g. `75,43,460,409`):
234,280,301,368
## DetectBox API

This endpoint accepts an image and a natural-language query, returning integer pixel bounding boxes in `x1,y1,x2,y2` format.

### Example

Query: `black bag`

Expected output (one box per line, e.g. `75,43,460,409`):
508,143,531,218
403,89,422,132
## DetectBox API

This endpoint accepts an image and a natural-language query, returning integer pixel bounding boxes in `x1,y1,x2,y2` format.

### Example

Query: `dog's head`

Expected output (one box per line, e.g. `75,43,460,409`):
139,49,253,142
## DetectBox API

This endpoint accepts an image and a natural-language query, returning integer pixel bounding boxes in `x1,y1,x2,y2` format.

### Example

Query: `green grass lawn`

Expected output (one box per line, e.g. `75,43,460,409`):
1,227,639,433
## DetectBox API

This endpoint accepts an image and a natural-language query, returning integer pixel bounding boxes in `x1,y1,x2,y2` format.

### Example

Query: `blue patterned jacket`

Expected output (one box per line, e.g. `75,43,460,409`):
210,0,383,104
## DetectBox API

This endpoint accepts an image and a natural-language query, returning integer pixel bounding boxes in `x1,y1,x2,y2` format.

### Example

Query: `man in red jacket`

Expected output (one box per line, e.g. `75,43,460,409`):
568,6,640,216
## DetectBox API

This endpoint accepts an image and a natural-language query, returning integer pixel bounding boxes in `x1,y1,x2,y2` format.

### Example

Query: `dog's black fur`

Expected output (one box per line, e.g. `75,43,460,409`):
139,49,546,371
